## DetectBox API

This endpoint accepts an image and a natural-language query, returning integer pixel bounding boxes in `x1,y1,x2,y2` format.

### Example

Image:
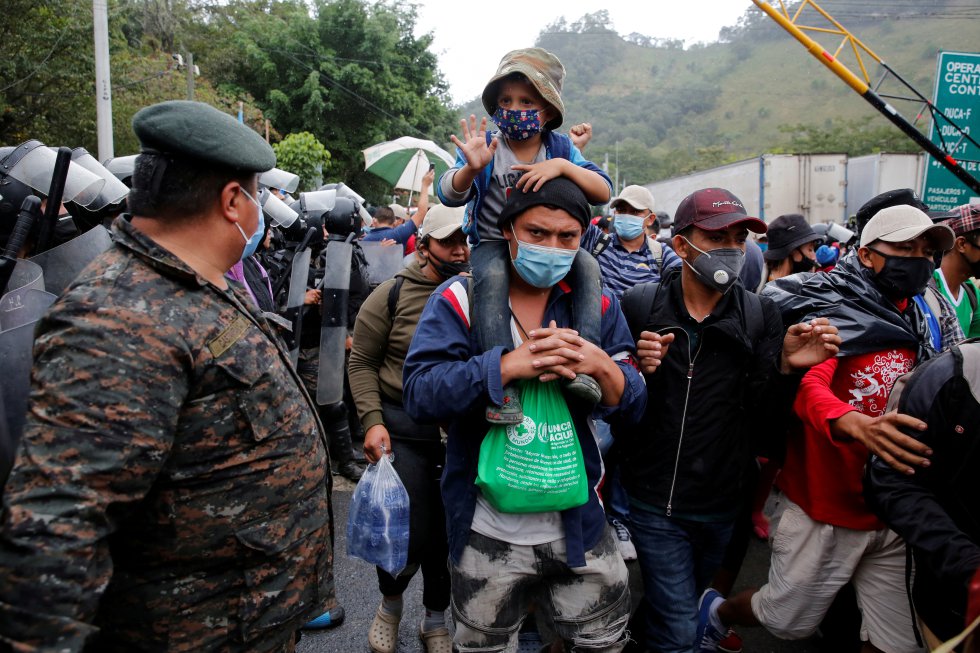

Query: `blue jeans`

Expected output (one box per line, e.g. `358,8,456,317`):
470,240,602,354
628,504,735,653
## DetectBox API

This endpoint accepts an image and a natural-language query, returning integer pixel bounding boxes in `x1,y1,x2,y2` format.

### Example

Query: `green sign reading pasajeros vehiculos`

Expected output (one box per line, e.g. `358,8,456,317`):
922,51,980,212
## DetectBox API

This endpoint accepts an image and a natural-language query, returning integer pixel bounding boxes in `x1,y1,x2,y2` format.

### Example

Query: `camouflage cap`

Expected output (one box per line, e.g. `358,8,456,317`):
482,48,565,130
132,101,275,173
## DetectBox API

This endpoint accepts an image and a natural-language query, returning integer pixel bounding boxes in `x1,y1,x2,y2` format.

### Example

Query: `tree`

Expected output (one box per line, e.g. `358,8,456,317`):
197,0,457,203
272,132,331,192
0,0,272,155
0,0,96,148
774,117,920,156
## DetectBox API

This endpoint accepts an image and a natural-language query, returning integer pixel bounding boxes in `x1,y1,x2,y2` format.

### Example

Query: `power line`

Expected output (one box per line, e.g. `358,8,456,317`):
0,4,84,94
270,47,434,141
16,67,179,99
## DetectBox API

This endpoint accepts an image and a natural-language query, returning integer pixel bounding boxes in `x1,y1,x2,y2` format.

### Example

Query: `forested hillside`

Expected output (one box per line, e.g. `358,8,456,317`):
460,2,978,185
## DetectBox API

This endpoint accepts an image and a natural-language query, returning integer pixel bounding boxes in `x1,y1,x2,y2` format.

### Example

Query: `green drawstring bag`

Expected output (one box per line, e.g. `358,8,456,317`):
476,379,588,513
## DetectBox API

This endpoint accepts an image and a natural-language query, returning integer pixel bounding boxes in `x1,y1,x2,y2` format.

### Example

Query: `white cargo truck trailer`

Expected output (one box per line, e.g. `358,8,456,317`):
644,153,849,224
845,153,926,218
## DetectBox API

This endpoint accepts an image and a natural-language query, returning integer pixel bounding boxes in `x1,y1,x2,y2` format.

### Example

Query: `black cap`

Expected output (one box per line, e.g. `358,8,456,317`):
855,188,929,235
763,214,822,261
498,177,590,231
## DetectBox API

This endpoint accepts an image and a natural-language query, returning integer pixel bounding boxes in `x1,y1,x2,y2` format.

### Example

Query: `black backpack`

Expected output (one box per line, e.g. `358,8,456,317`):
620,281,765,347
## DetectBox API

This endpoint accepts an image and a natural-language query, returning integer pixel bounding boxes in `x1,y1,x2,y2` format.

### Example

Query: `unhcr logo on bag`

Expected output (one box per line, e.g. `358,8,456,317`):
538,420,575,443
506,416,536,446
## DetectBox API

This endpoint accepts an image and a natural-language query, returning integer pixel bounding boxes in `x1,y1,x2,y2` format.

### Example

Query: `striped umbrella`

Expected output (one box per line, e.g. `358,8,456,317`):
362,136,455,193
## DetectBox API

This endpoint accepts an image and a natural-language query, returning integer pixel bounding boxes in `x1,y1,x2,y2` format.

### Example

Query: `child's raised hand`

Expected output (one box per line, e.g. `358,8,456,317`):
569,123,592,150
512,159,570,193
450,115,497,172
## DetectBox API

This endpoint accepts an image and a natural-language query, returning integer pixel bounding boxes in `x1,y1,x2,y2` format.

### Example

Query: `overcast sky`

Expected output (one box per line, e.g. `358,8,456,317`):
414,1,756,104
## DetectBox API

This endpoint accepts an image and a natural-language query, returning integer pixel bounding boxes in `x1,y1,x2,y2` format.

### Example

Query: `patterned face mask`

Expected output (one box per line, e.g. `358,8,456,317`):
492,107,543,141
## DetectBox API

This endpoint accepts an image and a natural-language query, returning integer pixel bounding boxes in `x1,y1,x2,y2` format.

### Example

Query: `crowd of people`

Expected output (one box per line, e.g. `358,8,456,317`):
0,45,977,653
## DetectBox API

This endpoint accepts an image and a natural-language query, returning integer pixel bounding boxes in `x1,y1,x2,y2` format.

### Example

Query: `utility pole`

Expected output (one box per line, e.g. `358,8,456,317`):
614,141,620,195
186,51,195,101
93,0,113,160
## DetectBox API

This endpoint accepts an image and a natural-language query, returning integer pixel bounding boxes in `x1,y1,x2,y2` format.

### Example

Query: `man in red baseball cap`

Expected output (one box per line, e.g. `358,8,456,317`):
701,202,956,653
614,188,841,653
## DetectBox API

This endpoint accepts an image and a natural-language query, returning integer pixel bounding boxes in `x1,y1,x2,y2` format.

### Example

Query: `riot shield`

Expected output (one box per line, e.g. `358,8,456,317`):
0,259,45,331
316,240,352,406
0,288,56,490
359,241,406,287
284,247,311,368
28,225,111,296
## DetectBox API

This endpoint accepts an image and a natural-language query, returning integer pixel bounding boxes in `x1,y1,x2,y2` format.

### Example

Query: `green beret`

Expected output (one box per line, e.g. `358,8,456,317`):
132,100,275,172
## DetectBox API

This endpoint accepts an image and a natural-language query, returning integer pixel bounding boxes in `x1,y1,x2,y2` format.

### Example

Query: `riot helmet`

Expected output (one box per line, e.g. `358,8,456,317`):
257,187,299,228
320,182,373,228
102,154,138,187
322,197,361,238
0,141,105,208
258,167,300,195
65,148,131,229
68,148,129,211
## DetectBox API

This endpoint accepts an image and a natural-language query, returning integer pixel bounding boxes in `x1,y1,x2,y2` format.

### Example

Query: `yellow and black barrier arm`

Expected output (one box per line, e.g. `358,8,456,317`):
752,0,980,196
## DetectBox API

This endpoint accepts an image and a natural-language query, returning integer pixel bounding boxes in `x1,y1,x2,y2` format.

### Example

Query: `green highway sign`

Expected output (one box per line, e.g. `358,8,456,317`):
922,50,980,212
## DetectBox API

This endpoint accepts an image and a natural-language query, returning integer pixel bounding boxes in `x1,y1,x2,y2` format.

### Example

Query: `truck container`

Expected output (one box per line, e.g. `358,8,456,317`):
644,153,849,224
845,153,926,217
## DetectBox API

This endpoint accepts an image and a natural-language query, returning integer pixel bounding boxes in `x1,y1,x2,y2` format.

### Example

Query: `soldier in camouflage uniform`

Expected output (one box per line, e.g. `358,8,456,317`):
0,101,335,652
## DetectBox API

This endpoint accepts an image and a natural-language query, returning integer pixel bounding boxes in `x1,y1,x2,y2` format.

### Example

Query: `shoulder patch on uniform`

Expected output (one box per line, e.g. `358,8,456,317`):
601,295,611,315
441,280,470,328
208,313,251,358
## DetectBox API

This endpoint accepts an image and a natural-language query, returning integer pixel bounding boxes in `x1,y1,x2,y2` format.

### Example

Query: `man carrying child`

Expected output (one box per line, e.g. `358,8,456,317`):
437,47,613,425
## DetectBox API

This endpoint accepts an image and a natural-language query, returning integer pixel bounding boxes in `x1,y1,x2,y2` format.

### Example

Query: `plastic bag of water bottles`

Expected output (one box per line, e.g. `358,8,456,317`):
346,446,410,576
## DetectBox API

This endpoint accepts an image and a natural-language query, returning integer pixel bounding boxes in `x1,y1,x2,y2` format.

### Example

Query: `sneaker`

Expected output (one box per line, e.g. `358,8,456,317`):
302,605,345,630
517,629,545,653
695,589,726,652
717,628,743,653
563,373,602,406
610,518,637,561
487,384,523,425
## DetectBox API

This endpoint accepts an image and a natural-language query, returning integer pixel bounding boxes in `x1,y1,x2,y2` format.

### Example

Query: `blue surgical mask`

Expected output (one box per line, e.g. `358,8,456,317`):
492,107,543,141
236,188,265,260
613,214,646,240
510,228,578,288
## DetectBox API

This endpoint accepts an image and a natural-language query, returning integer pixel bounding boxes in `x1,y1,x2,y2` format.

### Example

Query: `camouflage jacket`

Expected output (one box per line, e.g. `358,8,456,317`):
0,216,334,652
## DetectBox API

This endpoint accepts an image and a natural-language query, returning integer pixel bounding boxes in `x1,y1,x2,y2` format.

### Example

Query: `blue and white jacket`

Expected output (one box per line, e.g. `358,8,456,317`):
402,275,646,567
436,130,612,246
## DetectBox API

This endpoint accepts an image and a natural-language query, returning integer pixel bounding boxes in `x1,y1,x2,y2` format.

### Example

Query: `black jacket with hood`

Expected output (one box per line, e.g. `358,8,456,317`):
865,340,980,641
614,266,790,517
761,249,939,361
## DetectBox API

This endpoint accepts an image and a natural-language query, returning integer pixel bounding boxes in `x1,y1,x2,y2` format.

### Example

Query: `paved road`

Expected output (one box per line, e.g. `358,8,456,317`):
298,482,823,653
